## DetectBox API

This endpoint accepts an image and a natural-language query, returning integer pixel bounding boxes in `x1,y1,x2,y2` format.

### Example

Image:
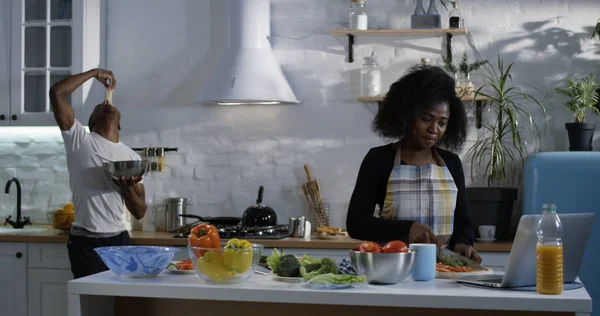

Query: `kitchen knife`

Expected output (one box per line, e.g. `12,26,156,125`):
437,247,481,269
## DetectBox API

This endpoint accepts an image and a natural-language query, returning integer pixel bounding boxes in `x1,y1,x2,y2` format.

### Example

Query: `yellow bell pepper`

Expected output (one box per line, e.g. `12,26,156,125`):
223,238,254,274
195,251,234,281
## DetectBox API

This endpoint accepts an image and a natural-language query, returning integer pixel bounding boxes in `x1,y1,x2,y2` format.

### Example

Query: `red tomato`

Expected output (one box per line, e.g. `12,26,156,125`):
358,241,383,253
383,240,409,253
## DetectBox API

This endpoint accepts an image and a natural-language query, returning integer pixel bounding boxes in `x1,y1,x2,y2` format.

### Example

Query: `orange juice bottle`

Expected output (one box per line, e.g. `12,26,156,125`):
535,204,563,295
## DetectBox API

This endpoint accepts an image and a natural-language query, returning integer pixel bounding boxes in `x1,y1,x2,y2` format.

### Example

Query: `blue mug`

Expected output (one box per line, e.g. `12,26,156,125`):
409,243,436,281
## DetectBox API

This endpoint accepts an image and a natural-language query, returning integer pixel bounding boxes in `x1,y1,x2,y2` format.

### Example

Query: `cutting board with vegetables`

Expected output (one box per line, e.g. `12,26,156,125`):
436,248,493,279
436,263,494,279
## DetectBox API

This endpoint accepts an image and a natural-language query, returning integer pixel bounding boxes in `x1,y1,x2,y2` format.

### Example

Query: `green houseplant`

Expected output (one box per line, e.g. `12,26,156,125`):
442,52,487,98
466,53,546,240
591,17,600,40
555,75,600,151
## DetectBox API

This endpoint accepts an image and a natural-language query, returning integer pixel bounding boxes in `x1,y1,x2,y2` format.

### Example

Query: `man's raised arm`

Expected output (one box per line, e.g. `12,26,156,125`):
49,69,115,130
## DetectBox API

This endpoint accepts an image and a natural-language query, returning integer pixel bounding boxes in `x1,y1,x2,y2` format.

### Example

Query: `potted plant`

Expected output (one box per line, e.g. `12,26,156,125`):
591,17,600,40
466,53,546,241
442,52,487,98
555,75,600,151
590,17,600,109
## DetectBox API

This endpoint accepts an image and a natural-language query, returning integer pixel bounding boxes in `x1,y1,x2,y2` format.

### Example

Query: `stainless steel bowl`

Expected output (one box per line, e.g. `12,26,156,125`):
103,160,148,180
349,250,416,284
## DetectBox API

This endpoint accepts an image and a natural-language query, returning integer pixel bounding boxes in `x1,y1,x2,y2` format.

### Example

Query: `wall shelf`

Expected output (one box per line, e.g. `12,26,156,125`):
357,95,489,103
328,29,467,36
357,95,490,129
328,28,468,63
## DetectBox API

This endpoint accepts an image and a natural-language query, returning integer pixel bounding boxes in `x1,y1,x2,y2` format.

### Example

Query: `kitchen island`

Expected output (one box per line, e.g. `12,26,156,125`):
68,271,592,316
1,226,516,316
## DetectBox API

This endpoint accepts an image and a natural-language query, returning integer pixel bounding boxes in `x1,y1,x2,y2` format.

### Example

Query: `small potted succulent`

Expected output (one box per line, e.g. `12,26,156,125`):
442,52,487,98
555,74,600,151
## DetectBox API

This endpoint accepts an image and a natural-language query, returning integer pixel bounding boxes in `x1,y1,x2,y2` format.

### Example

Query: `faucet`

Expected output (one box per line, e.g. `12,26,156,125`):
5,177,31,229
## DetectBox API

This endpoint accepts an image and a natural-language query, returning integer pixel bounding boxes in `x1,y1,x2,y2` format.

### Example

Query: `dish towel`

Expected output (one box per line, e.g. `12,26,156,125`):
338,258,358,275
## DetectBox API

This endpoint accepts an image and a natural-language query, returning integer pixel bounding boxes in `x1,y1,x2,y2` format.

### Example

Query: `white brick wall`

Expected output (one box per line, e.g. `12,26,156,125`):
0,0,599,229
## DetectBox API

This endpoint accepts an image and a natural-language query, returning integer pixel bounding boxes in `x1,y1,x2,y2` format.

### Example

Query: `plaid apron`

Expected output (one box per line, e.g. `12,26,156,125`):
379,146,458,244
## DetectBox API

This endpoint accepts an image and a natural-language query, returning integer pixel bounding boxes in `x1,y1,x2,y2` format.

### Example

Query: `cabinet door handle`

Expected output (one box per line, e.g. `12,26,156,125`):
0,114,5,120
11,115,17,120
16,252,22,258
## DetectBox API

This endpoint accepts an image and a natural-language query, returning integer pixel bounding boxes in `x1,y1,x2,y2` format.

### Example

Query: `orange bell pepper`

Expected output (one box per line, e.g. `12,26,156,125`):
188,223,221,250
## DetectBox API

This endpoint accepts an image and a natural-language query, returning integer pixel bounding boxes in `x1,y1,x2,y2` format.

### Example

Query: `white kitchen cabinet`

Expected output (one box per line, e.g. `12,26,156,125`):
28,268,73,316
6,0,106,126
27,243,73,316
28,242,70,268
0,1,10,127
0,242,28,316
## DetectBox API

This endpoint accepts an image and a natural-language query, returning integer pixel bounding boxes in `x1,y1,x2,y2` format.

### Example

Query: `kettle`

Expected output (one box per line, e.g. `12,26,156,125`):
242,186,277,227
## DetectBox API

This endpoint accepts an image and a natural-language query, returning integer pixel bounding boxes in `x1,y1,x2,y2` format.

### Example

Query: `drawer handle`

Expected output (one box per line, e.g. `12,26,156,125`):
16,252,22,258
11,115,17,121
0,114,5,120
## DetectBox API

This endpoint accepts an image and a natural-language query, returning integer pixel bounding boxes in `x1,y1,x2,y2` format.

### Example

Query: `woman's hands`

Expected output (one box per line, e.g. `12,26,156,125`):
409,222,443,247
409,223,482,263
454,243,482,264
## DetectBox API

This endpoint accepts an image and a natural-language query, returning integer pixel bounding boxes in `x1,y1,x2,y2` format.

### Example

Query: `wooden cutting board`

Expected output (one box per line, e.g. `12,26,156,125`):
436,267,494,279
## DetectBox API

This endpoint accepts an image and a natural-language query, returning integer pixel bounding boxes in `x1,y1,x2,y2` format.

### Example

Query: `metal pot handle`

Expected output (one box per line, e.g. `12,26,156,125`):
167,214,203,233
168,224,190,234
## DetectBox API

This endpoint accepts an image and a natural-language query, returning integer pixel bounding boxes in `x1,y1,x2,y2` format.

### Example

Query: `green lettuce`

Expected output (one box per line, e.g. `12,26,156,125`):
300,254,321,265
266,248,282,271
306,273,366,285
299,258,339,281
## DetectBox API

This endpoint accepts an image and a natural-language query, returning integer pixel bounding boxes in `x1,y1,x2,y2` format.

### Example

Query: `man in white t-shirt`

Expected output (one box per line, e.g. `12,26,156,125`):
49,69,147,278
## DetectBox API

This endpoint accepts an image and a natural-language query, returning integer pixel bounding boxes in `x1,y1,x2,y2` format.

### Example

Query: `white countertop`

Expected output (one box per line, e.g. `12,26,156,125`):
68,271,592,313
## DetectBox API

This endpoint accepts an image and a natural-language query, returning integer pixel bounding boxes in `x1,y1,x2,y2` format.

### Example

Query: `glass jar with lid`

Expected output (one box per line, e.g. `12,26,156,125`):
361,51,382,97
349,0,368,30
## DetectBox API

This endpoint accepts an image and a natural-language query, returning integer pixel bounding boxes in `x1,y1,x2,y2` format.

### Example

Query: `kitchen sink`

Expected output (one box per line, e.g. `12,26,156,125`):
0,227,47,234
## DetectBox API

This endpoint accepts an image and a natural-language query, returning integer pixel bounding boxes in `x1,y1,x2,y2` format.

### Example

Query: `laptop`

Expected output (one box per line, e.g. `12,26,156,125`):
457,213,594,288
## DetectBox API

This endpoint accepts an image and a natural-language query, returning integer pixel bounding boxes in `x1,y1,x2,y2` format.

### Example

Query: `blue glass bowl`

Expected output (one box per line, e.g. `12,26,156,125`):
94,246,180,278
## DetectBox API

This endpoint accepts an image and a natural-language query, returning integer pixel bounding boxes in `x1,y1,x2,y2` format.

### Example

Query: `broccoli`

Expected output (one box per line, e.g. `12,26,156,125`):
274,254,301,277
319,258,339,274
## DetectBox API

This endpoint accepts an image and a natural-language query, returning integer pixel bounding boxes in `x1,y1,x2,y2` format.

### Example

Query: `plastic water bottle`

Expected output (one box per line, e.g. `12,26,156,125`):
535,204,563,295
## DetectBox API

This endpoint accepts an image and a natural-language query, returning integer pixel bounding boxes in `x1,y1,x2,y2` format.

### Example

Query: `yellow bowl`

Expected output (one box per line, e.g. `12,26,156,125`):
187,244,264,284
47,210,74,230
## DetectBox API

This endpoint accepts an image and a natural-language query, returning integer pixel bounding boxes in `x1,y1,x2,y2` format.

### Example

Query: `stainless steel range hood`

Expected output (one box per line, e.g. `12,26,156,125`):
197,0,299,105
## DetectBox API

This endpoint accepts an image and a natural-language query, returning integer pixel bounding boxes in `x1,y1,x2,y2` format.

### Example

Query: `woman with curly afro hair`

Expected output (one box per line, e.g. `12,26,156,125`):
346,64,480,263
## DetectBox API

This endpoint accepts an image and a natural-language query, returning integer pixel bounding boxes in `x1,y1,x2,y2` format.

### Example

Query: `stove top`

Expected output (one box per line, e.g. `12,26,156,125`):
173,224,292,240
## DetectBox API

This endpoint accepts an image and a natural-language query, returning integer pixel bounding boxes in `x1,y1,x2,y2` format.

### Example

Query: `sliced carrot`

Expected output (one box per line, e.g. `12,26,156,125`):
176,259,194,270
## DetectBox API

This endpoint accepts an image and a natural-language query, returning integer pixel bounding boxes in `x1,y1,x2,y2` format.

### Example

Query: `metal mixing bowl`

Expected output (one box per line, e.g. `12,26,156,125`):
103,160,148,180
349,250,416,284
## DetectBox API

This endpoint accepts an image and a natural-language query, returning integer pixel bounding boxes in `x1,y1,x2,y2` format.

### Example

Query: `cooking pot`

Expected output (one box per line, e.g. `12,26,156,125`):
164,197,189,232
242,186,277,227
